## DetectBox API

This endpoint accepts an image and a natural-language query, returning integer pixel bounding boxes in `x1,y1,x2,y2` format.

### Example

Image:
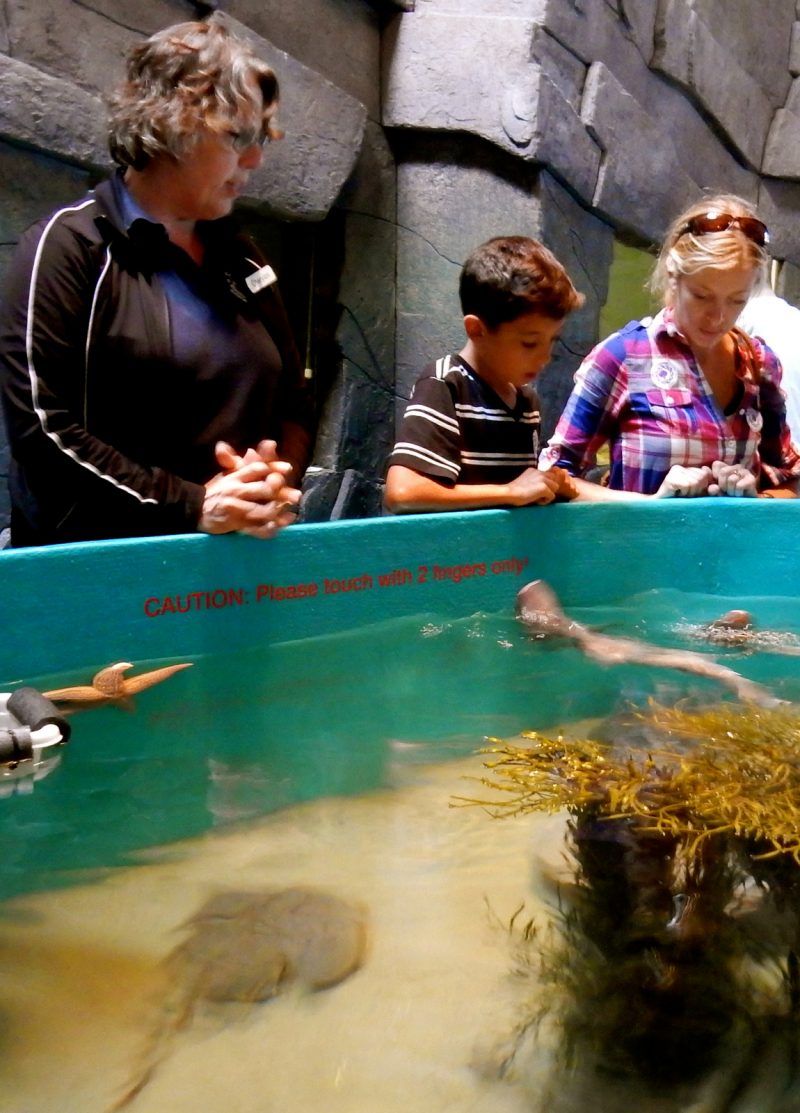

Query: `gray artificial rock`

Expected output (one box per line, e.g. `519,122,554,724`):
9,0,185,50
382,11,601,201
319,129,397,478
537,170,613,330
331,217,396,432
299,469,345,522
530,25,588,113
338,118,396,222
757,178,800,267
653,3,706,84
306,336,395,489
763,78,800,179
301,464,386,522
224,16,368,221
711,0,794,107
792,22,800,76
581,61,698,242
616,0,659,61
776,259,800,305
0,55,109,170
327,468,385,519
312,121,397,482
395,139,526,288
502,69,602,201
2,12,367,224
569,16,756,205
539,0,658,71
0,140,90,248
412,0,547,12
338,373,395,474
535,171,613,438
687,26,774,171
547,2,756,204
335,123,396,380
4,0,136,98
763,111,800,179
383,12,537,133
653,0,782,169
227,0,382,120
311,379,348,472
639,81,757,203
311,355,393,478
655,0,793,109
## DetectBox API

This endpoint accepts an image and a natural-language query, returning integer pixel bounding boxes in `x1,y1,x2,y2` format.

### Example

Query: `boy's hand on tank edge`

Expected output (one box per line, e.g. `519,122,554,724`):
506,467,564,506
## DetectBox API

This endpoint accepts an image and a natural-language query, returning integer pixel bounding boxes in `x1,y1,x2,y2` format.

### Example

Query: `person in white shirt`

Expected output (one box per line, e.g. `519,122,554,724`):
738,277,800,445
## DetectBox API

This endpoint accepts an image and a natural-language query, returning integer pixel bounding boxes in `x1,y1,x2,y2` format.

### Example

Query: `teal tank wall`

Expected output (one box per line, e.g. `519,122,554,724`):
1,501,796,684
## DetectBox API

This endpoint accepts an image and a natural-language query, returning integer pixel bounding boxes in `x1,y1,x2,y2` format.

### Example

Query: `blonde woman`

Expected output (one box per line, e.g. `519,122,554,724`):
540,194,800,499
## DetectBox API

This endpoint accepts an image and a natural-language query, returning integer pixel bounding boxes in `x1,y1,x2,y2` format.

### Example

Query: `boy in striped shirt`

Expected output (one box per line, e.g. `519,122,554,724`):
385,236,583,512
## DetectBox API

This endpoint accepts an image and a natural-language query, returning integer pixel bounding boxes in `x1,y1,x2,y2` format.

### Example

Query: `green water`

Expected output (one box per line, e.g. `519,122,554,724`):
3,586,800,904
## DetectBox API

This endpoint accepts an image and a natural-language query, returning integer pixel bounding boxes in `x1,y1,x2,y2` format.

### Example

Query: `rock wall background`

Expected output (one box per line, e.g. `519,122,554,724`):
385,0,800,436
1,0,799,538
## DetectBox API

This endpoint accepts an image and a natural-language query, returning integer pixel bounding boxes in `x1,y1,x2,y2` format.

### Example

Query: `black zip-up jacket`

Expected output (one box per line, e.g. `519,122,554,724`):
0,176,312,545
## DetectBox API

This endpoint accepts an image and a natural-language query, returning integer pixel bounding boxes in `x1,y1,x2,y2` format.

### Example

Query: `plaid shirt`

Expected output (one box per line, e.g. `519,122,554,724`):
540,308,800,493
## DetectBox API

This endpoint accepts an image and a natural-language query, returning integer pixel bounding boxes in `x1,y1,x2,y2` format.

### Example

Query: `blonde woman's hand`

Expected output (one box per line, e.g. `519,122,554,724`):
653,464,713,498
707,460,758,498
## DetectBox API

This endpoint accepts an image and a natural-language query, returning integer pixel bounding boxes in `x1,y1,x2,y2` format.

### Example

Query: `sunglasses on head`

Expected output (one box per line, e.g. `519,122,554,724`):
679,212,770,247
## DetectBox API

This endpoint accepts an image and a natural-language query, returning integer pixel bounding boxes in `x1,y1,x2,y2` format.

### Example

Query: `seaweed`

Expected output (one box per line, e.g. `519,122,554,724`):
460,703,800,1094
459,703,800,863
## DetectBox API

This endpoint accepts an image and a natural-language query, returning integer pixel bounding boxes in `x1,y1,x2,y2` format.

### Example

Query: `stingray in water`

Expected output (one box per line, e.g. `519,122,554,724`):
516,580,780,707
110,886,368,1110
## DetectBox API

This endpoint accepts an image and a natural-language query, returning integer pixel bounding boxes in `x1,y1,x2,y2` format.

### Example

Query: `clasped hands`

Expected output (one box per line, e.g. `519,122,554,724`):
200,439,301,538
655,460,757,499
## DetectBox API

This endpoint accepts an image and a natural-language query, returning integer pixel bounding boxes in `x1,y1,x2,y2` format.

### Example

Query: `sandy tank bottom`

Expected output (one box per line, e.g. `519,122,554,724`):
0,749,583,1113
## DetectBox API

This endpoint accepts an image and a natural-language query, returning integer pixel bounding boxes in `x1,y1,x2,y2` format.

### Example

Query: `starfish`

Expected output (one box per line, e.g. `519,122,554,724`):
677,610,800,654
43,661,193,705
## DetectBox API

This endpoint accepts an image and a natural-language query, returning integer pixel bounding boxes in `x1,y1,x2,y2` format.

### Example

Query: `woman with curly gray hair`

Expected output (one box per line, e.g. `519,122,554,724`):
0,14,313,546
108,15,282,173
